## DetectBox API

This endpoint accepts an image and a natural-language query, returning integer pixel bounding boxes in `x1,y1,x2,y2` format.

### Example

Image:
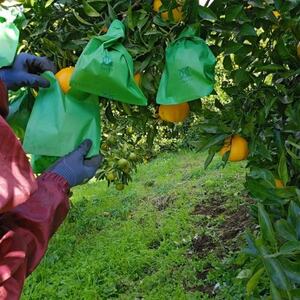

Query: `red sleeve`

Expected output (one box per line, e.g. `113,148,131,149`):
0,173,70,300
0,116,37,213
0,80,8,119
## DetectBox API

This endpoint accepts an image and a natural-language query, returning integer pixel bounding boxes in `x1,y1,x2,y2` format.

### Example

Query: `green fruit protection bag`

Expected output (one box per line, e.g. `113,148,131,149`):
7,90,59,174
156,27,216,105
30,155,58,174
0,10,20,68
70,20,147,106
23,71,101,159
7,89,35,141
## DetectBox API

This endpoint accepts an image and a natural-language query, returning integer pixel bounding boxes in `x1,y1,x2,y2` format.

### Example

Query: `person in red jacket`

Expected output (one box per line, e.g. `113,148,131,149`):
0,53,102,299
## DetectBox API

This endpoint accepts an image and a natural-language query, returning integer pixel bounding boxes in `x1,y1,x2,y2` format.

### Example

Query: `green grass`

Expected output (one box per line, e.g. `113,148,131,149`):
22,151,250,300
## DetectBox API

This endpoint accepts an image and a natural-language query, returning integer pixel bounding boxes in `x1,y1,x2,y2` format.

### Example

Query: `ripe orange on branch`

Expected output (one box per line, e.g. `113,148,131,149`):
220,135,249,162
272,10,281,18
55,66,75,93
153,0,183,22
134,73,142,87
275,179,284,188
159,102,190,123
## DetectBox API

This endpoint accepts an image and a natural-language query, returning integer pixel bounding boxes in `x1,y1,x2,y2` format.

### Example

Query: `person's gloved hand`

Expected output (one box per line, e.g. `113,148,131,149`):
47,140,103,188
0,53,57,91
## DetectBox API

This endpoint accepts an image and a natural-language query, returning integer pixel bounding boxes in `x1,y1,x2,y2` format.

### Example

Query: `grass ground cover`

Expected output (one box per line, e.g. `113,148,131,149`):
23,151,251,300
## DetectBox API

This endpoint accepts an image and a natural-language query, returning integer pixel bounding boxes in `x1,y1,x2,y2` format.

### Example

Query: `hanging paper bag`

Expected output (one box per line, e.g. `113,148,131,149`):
156,27,216,105
71,20,147,106
0,8,20,68
23,71,101,158
7,89,35,141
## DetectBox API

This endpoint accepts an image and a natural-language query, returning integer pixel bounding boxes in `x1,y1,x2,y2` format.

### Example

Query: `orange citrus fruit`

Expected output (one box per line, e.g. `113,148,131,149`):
159,102,190,123
153,0,183,22
101,26,108,34
220,135,249,162
55,67,75,93
273,10,280,18
275,179,284,188
134,73,142,87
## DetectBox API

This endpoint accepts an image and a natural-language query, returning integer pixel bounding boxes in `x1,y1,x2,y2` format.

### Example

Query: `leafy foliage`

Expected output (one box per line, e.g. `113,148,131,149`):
190,1,300,298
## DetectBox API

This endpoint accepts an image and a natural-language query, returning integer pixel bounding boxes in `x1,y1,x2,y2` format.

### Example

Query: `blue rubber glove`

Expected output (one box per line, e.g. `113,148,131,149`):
47,140,103,188
0,53,57,91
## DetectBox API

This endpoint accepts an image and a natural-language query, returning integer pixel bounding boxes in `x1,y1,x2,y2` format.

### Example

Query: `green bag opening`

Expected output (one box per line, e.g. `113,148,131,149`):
70,20,147,106
23,71,101,158
30,155,59,174
156,27,216,105
7,89,35,141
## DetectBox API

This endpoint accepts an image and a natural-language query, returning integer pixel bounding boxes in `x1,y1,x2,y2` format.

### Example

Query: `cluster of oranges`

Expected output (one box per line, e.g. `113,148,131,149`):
54,0,294,189
54,1,187,126
55,67,250,182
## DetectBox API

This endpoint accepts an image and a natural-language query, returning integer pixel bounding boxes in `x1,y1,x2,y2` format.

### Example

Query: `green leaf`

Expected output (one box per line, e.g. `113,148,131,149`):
255,64,286,72
45,0,54,8
198,134,228,152
275,219,297,242
270,281,282,300
287,201,300,240
280,241,300,255
225,4,243,22
262,256,291,290
275,38,291,61
127,5,134,30
233,69,251,85
285,140,300,160
248,168,275,184
224,41,243,54
83,1,101,17
72,10,92,25
107,3,117,20
239,23,257,37
280,258,300,284
257,237,290,290
223,55,232,71
243,231,259,256
278,152,289,186
246,268,265,296
246,178,284,205
258,204,277,247
198,6,217,21
204,152,215,169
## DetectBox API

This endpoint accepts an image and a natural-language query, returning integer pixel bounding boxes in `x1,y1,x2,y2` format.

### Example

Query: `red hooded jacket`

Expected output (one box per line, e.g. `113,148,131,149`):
0,80,70,299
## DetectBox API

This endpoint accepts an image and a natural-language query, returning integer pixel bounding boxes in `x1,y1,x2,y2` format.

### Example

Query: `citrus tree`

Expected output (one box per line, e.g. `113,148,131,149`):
185,1,300,298
8,0,300,297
